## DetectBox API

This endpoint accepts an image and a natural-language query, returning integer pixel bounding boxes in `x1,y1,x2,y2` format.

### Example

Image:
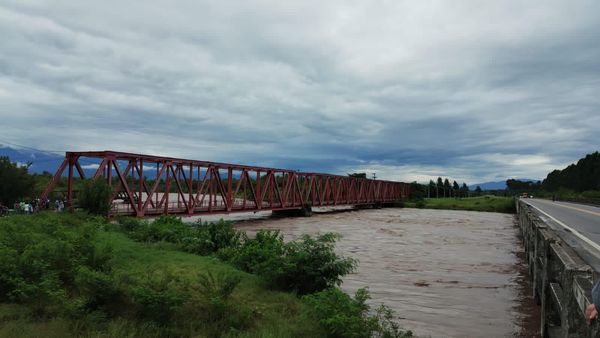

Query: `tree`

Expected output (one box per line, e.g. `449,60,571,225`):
428,180,436,198
348,173,367,179
436,177,443,198
452,181,459,198
78,179,113,215
542,152,600,192
409,182,427,200
461,183,469,198
0,156,34,206
475,186,482,196
443,179,451,198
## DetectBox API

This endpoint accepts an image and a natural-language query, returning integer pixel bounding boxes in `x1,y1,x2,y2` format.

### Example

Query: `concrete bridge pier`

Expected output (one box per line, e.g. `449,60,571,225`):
271,204,313,218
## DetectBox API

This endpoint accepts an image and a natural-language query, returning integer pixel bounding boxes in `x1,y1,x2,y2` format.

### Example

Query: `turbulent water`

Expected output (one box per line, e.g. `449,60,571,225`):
233,208,540,338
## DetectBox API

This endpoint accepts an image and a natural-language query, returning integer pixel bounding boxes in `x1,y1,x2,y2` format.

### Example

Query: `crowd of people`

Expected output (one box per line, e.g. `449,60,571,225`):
0,198,67,216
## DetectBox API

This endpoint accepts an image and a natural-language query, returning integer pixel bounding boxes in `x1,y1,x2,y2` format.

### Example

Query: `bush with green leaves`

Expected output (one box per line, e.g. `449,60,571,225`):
0,214,115,317
131,270,189,325
119,216,244,255
281,233,356,294
0,156,34,206
222,231,356,295
218,230,284,273
78,179,113,215
181,219,244,255
127,215,193,243
191,271,250,334
303,287,412,338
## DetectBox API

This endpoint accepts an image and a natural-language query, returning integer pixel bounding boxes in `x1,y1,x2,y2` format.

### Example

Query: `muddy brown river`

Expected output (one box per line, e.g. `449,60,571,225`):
232,208,540,338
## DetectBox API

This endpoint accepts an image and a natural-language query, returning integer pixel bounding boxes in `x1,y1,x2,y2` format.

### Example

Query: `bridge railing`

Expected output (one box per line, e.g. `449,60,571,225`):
516,200,599,337
41,151,409,217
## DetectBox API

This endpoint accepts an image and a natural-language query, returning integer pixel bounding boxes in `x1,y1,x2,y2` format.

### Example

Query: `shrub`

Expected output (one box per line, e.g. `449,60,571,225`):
223,231,356,295
78,180,113,215
71,266,122,315
0,214,115,317
131,270,188,325
303,287,412,338
128,215,192,243
581,190,600,199
121,216,244,256
116,217,144,232
196,271,242,322
219,230,284,274
180,271,251,337
278,233,356,294
181,220,244,255
374,303,413,338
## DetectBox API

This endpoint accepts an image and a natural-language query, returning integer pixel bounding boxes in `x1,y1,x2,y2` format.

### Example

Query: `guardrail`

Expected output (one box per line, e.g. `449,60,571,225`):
516,199,599,337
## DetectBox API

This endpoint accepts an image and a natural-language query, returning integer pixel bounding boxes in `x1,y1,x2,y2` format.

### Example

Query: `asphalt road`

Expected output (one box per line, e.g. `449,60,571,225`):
523,198,600,252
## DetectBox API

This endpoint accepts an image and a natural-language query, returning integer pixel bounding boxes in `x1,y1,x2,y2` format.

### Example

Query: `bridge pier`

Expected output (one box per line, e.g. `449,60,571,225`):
271,205,313,218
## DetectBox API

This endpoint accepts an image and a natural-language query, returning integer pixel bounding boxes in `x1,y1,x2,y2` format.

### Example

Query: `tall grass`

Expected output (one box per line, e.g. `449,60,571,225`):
406,196,515,213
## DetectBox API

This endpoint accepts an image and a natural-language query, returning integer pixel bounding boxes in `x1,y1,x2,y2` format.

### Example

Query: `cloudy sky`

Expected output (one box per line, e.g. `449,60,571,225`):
1,1,598,184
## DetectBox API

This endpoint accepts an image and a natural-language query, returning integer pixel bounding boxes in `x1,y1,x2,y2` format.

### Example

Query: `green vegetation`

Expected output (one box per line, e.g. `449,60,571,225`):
120,217,357,295
404,196,515,213
505,152,600,204
0,157,35,206
0,213,410,337
302,288,412,338
220,231,357,295
409,177,471,200
543,152,600,192
77,179,113,215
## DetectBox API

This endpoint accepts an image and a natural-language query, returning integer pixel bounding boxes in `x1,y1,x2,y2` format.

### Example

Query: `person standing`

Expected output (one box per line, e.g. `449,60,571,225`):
586,280,600,324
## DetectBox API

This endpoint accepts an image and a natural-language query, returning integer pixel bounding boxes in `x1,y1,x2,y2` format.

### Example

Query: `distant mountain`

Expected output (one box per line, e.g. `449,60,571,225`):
0,146,64,174
469,178,539,191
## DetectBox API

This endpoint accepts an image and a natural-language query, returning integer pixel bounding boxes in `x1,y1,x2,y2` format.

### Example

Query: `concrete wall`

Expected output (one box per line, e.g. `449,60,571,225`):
516,200,600,337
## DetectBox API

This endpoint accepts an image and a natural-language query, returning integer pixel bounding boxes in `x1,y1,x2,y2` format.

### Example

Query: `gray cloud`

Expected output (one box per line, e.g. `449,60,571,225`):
1,0,599,184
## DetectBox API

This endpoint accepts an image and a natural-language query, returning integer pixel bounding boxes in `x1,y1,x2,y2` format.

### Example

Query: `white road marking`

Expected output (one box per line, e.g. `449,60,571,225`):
524,200,600,253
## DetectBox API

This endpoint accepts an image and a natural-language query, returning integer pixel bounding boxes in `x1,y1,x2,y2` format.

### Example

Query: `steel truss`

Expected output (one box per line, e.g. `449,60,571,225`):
41,151,410,217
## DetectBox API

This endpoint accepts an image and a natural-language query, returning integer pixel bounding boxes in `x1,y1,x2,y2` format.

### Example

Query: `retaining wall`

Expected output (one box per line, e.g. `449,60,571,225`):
517,200,599,337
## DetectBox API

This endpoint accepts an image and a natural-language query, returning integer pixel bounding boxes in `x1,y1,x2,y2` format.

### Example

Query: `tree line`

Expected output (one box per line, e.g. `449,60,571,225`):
506,151,600,197
409,177,477,200
543,151,600,192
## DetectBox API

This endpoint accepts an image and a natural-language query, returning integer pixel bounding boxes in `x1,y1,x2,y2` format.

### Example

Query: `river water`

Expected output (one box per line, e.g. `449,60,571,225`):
233,208,540,338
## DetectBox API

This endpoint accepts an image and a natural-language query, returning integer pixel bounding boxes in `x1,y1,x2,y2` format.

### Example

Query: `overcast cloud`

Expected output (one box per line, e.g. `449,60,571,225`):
0,0,599,184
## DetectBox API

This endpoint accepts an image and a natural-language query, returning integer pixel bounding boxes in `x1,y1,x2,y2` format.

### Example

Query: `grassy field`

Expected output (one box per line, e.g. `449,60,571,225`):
0,213,324,338
405,196,516,213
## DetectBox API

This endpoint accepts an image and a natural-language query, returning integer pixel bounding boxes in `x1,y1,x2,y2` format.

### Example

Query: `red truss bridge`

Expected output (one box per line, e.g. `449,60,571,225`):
41,151,410,217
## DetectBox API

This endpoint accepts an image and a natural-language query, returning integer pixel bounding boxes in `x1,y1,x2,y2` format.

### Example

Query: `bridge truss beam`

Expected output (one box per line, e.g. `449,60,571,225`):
41,151,410,217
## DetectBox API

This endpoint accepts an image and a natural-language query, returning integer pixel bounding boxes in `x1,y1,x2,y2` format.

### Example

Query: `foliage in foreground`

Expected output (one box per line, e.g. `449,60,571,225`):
0,213,114,317
0,213,411,338
0,213,260,336
303,287,413,338
120,216,357,295
220,230,357,295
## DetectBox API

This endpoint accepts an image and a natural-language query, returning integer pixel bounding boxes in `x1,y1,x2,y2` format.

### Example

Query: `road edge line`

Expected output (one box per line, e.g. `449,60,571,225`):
524,200,600,253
